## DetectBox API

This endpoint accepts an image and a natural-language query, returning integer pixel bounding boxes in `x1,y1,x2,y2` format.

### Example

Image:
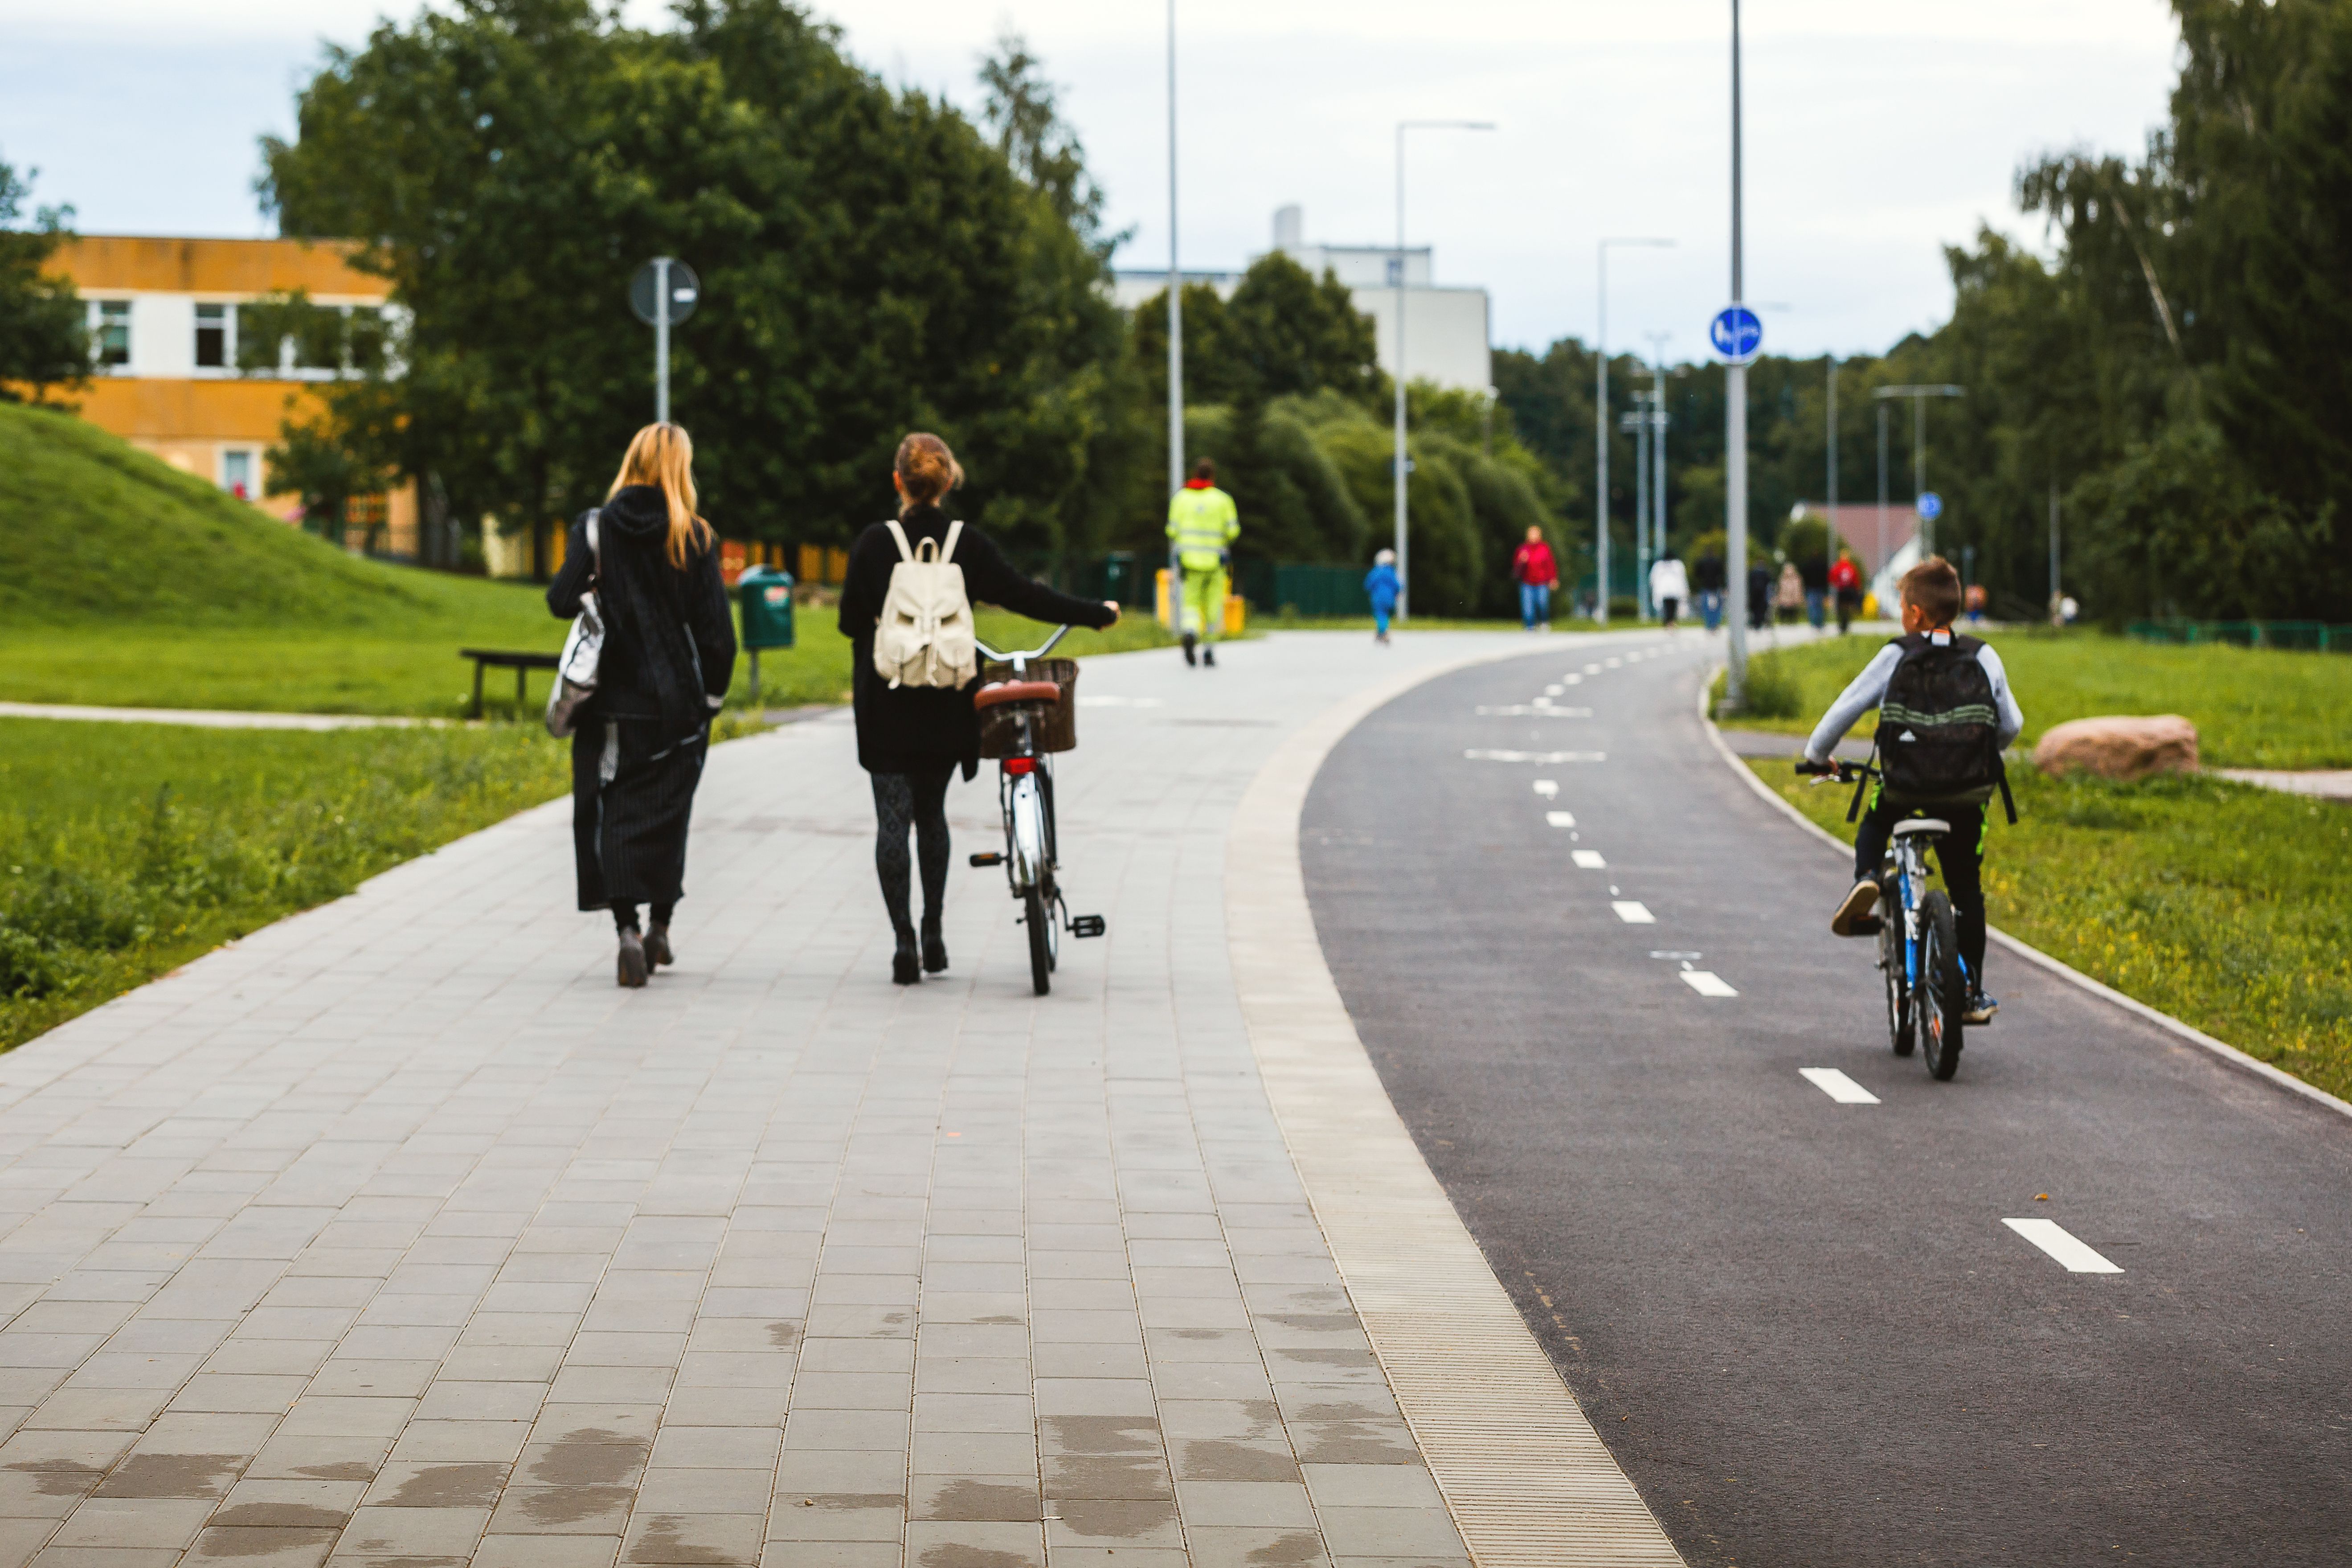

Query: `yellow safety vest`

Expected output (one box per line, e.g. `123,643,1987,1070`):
1166,485,1239,570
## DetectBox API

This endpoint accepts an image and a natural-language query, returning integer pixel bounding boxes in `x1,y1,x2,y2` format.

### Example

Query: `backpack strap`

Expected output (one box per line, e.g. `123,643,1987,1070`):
940,520,964,564
585,509,601,568
883,519,915,562
1996,754,2019,825
1847,741,1878,824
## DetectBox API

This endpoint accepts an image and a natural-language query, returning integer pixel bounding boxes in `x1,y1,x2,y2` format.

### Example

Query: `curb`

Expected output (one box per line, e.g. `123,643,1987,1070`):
1696,663,2352,1124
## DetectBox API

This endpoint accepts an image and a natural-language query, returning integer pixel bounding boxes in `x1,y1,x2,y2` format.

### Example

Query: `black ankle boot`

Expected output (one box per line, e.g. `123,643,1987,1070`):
617,929,649,989
643,924,673,968
1181,632,1197,666
921,920,948,974
892,933,921,986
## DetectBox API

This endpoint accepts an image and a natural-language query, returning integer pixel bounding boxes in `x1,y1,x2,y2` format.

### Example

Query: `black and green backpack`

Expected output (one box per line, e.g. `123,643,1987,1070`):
1868,630,2017,821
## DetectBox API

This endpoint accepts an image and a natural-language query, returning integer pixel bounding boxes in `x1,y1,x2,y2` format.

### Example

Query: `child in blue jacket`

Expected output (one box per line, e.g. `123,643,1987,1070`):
1364,549,1400,644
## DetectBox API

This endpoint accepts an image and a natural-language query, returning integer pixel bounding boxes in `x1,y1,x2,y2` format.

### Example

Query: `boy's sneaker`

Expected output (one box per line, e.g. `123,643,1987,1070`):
1963,991,1999,1025
1829,879,1881,937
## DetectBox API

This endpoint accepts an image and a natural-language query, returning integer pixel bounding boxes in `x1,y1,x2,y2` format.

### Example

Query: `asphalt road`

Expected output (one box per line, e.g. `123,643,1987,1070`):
1300,631,2352,1567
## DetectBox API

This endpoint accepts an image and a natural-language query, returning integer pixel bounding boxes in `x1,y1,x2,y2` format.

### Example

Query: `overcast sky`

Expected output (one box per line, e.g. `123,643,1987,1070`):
0,0,2180,362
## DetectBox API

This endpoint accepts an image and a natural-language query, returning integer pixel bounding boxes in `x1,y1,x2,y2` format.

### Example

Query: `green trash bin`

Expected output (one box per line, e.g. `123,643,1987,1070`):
738,566,796,702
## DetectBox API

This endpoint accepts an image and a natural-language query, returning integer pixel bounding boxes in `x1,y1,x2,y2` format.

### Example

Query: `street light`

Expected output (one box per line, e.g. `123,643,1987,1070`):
1722,0,1751,705
1393,118,1494,622
1595,238,1672,626
1646,331,1671,616
1873,383,1964,555
1165,0,1182,505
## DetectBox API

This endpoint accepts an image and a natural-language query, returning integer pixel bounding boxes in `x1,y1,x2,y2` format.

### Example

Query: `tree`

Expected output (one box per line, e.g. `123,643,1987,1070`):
0,159,87,404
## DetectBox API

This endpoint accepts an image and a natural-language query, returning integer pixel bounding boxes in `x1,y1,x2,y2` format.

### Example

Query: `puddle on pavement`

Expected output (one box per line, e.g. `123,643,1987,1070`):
916,1479,1038,1522
917,1546,1032,1568
1245,1531,1327,1565
1176,1438,1301,1482
765,1321,801,1349
514,1483,635,1527
379,1462,507,1508
206,1502,351,1529
190,1525,344,1558
627,1513,752,1567
529,1430,651,1487
7,1460,103,1497
1048,1497,1178,1541
1040,1453,1172,1500
1040,1416,1161,1456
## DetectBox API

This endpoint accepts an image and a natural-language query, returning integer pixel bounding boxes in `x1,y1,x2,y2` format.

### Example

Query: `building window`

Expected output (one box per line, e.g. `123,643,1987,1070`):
94,300,131,368
195,304,228,368
221,449,256,500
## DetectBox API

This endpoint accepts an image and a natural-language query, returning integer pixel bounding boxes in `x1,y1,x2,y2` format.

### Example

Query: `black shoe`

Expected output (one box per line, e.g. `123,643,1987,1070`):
1202,645,1216,667
921,922,948,974
643,924,673,969
1181,633,1198,666
892,938,921,986
1964,990,1999,1025
617,929,649,989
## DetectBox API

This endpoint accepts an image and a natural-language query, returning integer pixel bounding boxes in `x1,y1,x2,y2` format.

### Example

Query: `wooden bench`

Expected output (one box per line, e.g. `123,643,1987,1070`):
460,649,561,719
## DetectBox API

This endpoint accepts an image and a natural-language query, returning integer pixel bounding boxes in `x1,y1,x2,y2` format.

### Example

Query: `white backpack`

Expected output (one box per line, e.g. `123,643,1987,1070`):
871,518,978,689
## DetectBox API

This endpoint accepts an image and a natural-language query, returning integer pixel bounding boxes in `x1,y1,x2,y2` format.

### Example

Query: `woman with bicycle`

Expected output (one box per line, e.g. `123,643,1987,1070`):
839,433,1120,986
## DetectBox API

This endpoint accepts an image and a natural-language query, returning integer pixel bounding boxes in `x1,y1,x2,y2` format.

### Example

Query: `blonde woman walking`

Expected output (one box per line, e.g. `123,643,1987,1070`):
547,423,737,987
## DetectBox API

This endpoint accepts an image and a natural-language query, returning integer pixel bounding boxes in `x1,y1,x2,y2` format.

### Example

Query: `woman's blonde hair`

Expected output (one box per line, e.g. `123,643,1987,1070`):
608,422,712,569
894,432,963,519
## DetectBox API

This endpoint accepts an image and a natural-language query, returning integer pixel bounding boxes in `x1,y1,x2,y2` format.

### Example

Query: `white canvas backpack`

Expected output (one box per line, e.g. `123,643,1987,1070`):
871,518,978,689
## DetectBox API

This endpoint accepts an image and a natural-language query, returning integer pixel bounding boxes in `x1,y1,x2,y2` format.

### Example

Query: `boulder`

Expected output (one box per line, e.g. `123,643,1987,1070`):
2033,715,2200,781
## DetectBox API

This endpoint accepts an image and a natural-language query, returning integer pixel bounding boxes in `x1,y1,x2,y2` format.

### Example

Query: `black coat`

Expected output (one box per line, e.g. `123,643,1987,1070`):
838,503,1115,775
547,484,736,734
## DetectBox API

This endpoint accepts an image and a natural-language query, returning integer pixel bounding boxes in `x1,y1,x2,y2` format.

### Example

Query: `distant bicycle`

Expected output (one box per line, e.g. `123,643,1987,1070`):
967,626,1106,995
1800,758,1967,1080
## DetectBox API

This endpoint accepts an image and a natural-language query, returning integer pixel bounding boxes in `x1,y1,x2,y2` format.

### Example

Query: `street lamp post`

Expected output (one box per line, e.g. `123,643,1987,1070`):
1647,332,1671,609
1824,355,1839,582
1595,238,1671,626
1876,401,1890,609
1723,0,1750,704
1873,384,1964,556
1393,119,1493,622
1166,0,1182,508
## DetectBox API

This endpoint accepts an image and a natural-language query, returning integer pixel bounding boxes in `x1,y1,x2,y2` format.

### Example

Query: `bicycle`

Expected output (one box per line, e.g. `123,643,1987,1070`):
967,626,1107,995
1797,758,1968,1081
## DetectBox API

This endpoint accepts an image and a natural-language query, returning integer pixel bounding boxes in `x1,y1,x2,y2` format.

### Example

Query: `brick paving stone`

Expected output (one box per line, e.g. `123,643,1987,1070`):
0,636,1518,1564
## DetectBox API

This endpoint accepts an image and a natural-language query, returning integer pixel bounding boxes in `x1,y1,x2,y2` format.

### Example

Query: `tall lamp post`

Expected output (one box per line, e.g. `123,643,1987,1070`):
1393,119,1493,622
1595,238,1672,625
1647,332,1671,609
1165,0,1183,507
1873,383,1964,555
1824,355,1839,581
1722,0,1751,706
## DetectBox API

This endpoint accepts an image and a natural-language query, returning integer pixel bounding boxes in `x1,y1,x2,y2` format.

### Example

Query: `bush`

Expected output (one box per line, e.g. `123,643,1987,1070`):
1729,651,1803,718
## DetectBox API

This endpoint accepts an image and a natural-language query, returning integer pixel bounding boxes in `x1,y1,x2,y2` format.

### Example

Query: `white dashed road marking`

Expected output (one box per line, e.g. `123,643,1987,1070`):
1799,1068,1880,1103
2003,1218,2124,1273
1571,850,1606,868
1612,901,1655,924
1679,970,1737,996
1464,749,1607,763
1546,811,1576,828
1476,705,1591,717
1532,779,1558,798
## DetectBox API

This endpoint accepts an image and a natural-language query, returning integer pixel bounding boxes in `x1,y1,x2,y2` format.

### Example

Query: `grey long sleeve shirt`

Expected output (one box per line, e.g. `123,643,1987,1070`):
1803,636,2025,764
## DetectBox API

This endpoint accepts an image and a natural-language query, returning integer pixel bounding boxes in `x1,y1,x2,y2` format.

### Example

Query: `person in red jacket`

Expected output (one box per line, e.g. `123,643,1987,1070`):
1512,527,1559,631
1828,546,1863,635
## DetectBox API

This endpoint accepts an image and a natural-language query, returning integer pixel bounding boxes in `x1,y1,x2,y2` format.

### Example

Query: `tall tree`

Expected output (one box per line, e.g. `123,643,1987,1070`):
0,159,87,403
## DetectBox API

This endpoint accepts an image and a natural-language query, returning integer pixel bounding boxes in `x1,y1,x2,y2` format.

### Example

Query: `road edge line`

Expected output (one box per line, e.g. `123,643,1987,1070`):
1229,635,1687,1568
1695,663,2352,1124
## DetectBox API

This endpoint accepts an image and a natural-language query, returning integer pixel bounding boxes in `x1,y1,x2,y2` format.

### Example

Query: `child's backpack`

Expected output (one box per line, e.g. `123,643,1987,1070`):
1872,630,2016,819
871,518,978,690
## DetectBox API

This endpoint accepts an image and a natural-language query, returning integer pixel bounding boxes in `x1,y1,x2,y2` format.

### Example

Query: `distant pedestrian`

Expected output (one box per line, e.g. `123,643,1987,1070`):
547,422,737,989
1775,561,1805,625
1829,547,1861,634
1747,561,1773,630
1800,550,1829,629
841,433,1120,986
1964,582,1988,624
1513,526,1559,630
1363,549,1400,644
1648,552,1689,629
1694,549,1726,631
1167,458,1238,667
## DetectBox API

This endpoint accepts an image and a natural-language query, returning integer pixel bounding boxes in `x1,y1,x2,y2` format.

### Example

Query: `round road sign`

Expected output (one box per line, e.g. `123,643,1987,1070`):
1709,305,1763,364
1917,491,1944,522
630,259,701,327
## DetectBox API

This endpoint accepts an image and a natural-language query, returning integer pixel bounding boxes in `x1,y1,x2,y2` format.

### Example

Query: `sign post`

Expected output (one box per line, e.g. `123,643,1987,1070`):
630,258,701,423
1711,300,1761,704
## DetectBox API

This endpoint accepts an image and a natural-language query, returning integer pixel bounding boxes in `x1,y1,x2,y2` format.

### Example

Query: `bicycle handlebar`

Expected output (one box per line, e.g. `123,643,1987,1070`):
1796,758,1877,783
974,625,1071,667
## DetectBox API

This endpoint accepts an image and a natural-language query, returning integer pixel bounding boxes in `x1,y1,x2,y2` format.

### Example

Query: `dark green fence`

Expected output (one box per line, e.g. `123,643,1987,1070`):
2128,619,2352,651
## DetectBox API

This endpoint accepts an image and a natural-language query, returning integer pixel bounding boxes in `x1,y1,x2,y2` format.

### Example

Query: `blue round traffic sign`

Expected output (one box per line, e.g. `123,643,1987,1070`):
1709,305,1763,364
1916,491,1943,522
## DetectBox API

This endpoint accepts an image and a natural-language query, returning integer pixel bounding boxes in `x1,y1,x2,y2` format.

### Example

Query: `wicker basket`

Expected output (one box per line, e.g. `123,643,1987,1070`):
976,657,1079,757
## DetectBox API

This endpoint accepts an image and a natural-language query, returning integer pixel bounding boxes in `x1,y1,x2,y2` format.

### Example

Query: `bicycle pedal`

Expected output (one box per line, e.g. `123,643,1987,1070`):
1850,915,1884,937
968,852,1003,867
1070,915,1107,938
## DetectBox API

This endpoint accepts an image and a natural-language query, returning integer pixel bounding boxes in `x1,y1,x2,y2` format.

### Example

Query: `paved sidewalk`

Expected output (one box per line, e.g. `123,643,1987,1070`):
0,631,1627,1568
0,702,440,730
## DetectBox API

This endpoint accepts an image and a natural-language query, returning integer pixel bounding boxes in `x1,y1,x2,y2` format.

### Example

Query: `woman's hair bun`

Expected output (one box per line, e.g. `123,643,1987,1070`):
894,432,963,516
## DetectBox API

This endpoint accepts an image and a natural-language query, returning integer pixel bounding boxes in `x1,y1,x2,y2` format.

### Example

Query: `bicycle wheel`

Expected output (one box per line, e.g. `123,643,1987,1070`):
1024,884,1053,996
1918,891,1967,1081
1879,906,1914,1057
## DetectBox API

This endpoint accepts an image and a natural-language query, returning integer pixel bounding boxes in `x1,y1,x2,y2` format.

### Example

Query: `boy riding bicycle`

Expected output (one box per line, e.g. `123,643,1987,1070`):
1803,556,2022,1025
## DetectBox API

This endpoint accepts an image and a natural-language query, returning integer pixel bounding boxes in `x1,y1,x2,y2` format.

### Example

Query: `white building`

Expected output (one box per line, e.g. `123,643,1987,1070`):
1111,205,1492,393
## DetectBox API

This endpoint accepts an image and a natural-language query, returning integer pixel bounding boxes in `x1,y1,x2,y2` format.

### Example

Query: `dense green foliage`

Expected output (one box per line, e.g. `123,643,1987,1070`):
0,158,87,401
262,0,1132,561
0,720,569,1049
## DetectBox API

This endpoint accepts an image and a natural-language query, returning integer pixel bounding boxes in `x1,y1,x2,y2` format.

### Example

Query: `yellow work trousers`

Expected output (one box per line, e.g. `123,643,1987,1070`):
1180,565,1227,640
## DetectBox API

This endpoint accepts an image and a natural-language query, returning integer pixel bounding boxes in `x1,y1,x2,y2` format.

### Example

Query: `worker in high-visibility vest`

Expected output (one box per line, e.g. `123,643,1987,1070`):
1166,457,1239,667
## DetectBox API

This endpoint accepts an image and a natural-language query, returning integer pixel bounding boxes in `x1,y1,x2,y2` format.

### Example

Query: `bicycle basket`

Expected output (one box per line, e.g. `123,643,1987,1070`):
977,657,1079,757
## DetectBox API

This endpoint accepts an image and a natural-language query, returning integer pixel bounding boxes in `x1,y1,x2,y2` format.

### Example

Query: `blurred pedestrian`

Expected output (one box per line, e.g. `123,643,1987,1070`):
1829,547,1861,634
1694,548,1726,631
547,422,736,989
1512,526,1559,630
1775,561,1805,625
842,433,1120,986
1648,551,1689,629
1363,549,1400,644
1800,549,1829,629
1167,458,1238,667
1747,560,1773,630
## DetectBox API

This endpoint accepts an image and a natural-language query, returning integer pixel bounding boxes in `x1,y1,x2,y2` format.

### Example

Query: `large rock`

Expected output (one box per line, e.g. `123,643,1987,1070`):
2033,715,2201,781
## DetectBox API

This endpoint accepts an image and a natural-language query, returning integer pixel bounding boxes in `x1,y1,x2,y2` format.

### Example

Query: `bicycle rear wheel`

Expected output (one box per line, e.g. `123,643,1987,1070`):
1879,910,1914,1057
1918,891,1966,1081
1024,884,1053,996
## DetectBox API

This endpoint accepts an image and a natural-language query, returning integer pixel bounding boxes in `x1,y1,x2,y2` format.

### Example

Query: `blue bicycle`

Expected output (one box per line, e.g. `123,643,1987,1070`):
1800,759,1968,1081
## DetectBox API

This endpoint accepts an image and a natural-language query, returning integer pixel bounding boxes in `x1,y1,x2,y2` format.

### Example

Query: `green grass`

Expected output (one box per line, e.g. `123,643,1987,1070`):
1715,628,2352,769
1752,758,2352,1101
0,719,568,1051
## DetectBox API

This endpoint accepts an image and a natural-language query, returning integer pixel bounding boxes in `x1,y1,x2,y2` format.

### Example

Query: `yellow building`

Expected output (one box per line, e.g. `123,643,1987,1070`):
48,235,418,554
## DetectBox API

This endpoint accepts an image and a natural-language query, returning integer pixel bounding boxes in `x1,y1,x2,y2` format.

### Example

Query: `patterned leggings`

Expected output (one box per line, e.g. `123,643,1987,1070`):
871,767,953,943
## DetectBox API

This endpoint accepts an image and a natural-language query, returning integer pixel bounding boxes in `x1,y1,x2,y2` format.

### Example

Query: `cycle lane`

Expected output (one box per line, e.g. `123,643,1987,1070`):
1299,634,2352,1567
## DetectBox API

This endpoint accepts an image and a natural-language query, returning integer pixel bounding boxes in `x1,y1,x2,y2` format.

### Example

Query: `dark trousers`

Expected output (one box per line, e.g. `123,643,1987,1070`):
572,716,708,925
1855,794,1988,983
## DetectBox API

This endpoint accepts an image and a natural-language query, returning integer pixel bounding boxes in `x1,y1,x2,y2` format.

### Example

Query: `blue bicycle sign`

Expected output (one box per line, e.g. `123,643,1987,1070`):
1917,491,1944,522
1710,305,1763,364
